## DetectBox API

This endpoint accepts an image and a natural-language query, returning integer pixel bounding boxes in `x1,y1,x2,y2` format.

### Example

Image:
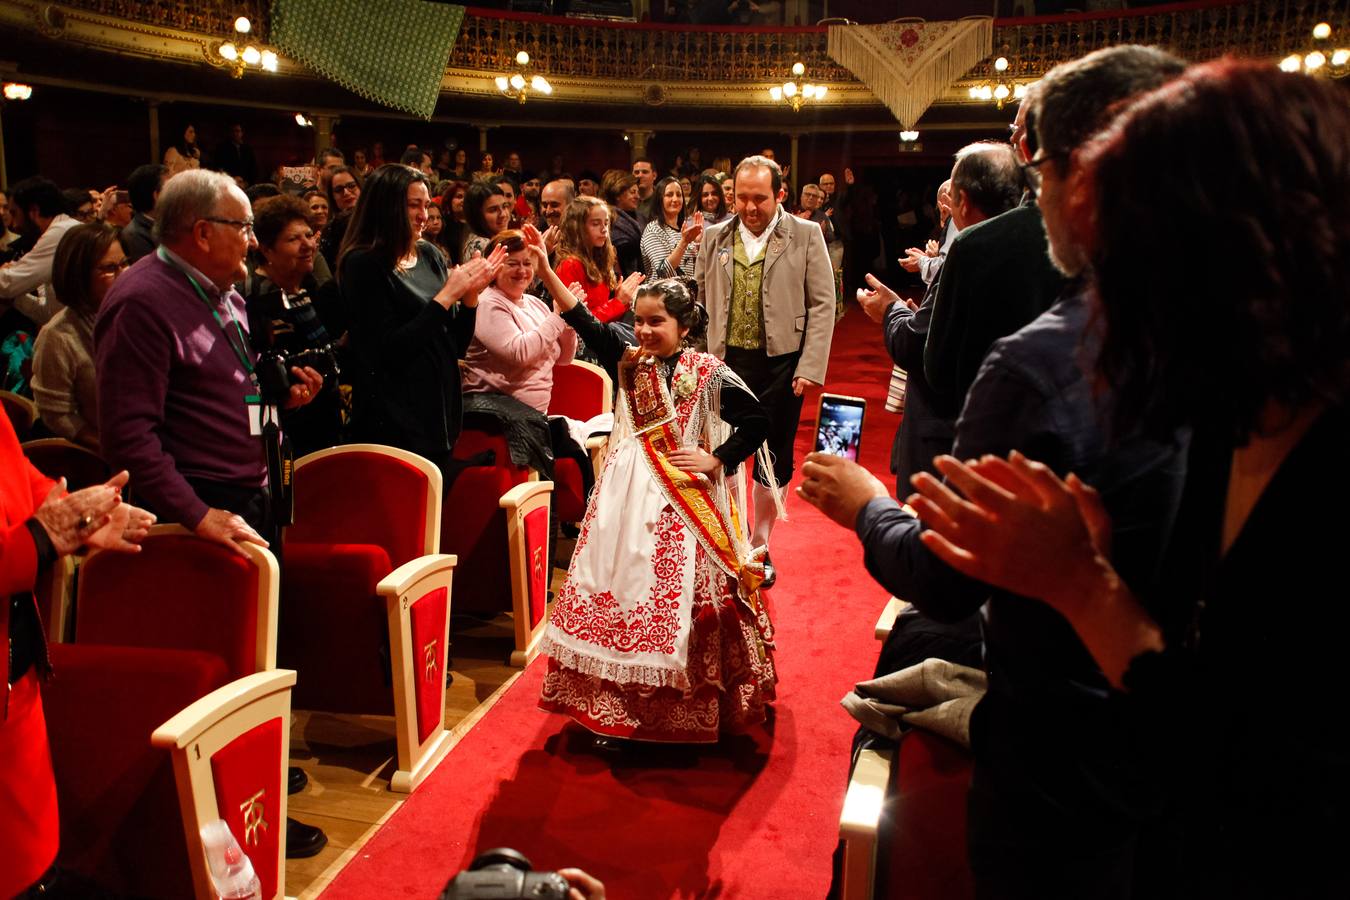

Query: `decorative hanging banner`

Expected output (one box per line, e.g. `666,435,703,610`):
827,18,994,129
270,0,465,119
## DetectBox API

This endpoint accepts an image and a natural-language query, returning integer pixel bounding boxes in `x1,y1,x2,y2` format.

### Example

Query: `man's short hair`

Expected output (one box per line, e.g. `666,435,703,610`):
10,176,64,220
318,147,345,165
632,157,653,169
1032,45,1186,162
126,164,169,214
155,169,239,244
541,178,576,204
734,155,783,194
951,142,1024,219
399,148,424,167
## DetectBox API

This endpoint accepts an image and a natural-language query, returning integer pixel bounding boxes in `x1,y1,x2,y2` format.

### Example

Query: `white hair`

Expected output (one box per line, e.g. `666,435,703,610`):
154,169,241,244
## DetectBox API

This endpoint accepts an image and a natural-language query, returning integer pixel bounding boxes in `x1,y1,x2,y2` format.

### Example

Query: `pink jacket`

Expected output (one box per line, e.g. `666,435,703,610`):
461,285,577,413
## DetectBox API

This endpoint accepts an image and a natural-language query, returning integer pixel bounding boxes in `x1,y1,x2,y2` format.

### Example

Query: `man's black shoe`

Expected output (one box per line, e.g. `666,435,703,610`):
761,553,777,590
285,817,328,859
288,766,308,795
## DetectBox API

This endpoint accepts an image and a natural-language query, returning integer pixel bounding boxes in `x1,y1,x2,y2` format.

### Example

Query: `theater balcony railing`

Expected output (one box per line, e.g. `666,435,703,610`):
1,0,1345,114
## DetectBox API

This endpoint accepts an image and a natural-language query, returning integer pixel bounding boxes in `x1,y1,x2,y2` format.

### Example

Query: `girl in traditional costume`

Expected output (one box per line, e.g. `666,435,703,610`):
519,224,782,742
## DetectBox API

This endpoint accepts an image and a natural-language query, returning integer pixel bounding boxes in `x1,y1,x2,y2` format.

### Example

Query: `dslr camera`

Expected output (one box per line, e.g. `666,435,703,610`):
440,848,570,900
249,286,340,406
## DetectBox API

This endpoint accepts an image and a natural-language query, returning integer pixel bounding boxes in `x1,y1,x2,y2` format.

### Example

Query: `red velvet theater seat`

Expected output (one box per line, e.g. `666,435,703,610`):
42,643,231,899
153,669,298,900
839,732,975,900
548,358,613,486
21,437,112,490
284,444,456,792
444,420,554,667
76,524,280,679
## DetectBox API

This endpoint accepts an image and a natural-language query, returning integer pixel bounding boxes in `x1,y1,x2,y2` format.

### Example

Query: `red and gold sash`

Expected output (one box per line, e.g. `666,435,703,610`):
618,350,767,614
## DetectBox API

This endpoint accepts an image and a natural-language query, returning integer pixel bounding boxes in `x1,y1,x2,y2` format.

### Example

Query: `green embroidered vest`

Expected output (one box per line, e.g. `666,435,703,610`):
727,228,766,350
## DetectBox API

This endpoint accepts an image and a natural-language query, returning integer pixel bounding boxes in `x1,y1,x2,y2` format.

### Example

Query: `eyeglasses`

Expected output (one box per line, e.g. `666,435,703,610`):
332,182,360,194
1018,153,1063,199
204,216,255,236
94,259,130,276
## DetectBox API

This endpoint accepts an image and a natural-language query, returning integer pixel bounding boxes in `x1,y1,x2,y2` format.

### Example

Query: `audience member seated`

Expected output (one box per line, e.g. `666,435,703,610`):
31,223,126,450
602,169,643,277
340,164,504,479
640,175,702,278
304,188,330,234
904,58,1350,898
538,177,575,258
244,194,345,457
440,180,470,265
461,229,578,415
462,180,512,262
0,176,81,327
554,197,644,324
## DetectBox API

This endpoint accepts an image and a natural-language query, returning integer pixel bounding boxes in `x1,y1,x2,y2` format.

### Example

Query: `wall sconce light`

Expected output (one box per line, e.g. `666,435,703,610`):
3,83,34,101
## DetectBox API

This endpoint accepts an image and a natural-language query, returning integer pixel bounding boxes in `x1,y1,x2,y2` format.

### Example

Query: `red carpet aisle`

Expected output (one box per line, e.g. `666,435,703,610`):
322,307,897,899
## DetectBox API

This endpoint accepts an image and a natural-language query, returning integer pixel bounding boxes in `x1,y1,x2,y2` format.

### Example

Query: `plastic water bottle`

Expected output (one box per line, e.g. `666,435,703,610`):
201,819,263,900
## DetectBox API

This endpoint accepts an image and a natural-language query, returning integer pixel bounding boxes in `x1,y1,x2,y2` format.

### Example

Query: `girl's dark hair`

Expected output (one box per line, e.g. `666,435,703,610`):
52,222,119,315
337,164,429,275
637,278,707,342
1086,60,1350,443
465,181,506,240
252,194,314,250
696,173,726,219
651,176,687,229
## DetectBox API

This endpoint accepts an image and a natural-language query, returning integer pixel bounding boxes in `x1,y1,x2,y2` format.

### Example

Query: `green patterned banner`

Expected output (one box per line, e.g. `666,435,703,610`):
271,0,465,119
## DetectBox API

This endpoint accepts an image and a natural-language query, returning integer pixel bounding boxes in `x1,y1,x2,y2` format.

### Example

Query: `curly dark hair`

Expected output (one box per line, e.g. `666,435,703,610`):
251,193,315,250
637,278,707,342
1086,59,1350,443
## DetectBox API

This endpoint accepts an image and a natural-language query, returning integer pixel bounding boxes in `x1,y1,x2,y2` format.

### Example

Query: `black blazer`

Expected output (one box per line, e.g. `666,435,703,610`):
341,242,476,461
923,202,1065,419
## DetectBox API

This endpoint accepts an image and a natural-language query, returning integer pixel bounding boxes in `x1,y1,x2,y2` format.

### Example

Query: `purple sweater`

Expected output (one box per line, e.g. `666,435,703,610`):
96,251,265,529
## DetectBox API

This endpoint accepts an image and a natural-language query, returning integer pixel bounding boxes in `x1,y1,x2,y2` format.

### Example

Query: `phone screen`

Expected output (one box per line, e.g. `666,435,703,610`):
814,393,866,461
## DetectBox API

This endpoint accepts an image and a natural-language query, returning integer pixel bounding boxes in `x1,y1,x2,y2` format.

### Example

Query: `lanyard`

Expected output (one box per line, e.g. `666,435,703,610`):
157,247,257,382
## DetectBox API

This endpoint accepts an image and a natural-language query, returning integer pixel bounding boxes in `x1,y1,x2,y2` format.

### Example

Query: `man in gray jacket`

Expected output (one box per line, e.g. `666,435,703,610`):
695,155,836,586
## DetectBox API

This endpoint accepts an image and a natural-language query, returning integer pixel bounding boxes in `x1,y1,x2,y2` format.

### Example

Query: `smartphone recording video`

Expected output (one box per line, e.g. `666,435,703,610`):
813,393,866,461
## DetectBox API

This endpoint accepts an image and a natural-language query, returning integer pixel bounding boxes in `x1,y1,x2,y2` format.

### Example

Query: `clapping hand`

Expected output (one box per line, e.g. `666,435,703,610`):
925,239,940,257
542,225,561,254
32,470,156,556
521,222,551,268
857,272,914,323
615,271,645,308
899,248,925,273
439,243,507,309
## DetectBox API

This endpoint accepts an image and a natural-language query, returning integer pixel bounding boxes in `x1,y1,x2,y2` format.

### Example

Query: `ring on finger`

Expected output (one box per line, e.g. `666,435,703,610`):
78,513,95,531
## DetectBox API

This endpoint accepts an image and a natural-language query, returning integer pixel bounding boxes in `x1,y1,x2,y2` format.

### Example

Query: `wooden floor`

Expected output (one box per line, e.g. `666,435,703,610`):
283,548,574,898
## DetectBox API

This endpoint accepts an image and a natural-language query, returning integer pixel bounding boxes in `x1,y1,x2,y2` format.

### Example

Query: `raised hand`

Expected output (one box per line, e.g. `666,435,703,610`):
857,272,913,323
899,249,925,273
616,271,645,308
844,167,855,186
682,211,705,244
